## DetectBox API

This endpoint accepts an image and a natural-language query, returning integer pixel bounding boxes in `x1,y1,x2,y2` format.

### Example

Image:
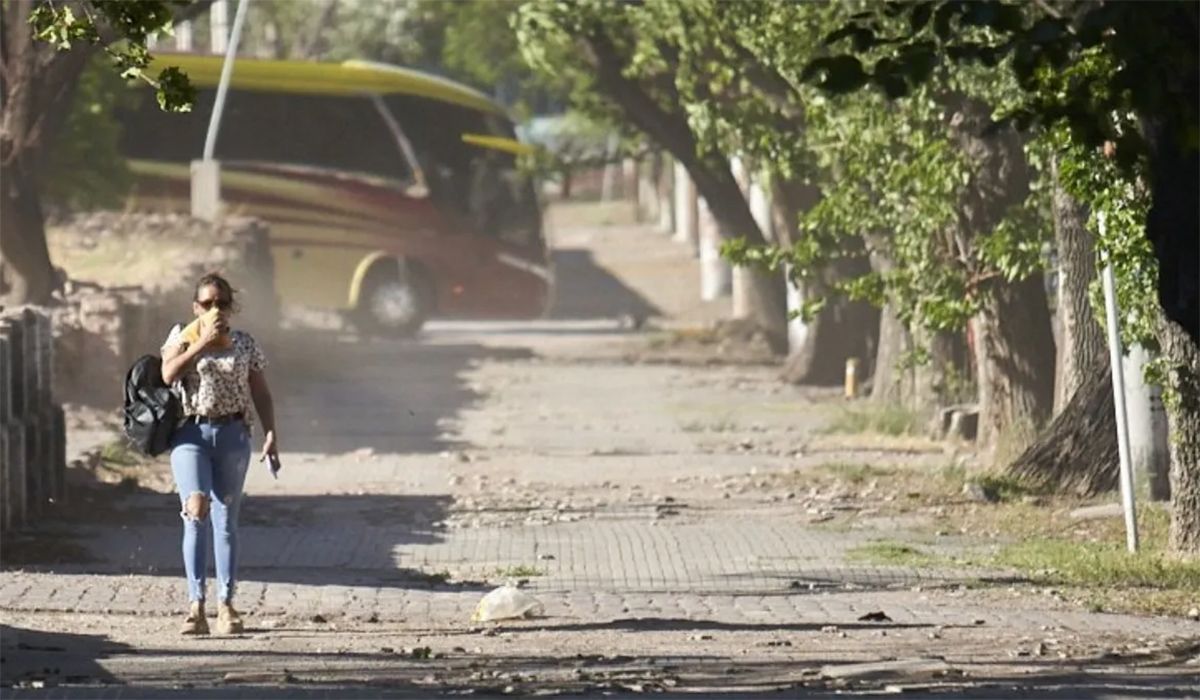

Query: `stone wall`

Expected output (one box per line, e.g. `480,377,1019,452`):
50,214,278,408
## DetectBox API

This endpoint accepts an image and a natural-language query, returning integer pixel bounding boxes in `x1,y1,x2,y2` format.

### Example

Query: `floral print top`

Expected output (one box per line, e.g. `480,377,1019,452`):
162,325,267,430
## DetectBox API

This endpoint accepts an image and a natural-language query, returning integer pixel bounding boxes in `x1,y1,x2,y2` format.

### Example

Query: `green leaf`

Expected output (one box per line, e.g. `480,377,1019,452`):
795,296,827,323
155,67,195,113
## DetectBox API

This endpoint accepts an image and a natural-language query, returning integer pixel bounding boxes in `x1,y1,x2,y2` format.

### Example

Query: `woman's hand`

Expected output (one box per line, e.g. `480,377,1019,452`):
196,315,229,351
249,369,279,476
260,429,281,476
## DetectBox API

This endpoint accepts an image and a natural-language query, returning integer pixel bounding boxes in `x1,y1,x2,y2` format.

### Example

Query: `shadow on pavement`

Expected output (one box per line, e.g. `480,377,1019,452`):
0,625,127,688
1,651,1194,699
516,616,933,634
549,249,662,322
273,332,533,455
0,486,478,593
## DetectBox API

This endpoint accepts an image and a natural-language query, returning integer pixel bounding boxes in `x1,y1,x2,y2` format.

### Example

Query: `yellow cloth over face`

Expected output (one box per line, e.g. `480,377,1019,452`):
180,306,232,349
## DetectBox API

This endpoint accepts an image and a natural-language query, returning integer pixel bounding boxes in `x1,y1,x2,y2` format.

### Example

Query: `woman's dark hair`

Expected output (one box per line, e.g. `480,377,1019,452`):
194,272,240,311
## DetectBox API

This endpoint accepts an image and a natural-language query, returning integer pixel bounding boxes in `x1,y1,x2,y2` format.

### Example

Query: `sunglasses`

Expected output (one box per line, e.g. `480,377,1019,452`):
196,298,232,311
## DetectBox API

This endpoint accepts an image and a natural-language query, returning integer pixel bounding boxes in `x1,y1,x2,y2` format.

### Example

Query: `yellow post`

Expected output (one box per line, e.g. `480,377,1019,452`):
844,358,859,400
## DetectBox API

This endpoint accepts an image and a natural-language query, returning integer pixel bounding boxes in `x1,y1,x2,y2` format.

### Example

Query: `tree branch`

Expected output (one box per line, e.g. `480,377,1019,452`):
728,40,806,125
579,23,767,247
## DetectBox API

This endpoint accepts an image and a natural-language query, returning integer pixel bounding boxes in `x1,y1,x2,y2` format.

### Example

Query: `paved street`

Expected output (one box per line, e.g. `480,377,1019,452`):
3,209,1197,697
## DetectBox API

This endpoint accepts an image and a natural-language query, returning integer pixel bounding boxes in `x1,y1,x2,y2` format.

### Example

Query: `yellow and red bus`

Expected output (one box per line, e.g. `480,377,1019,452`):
118,53,550,335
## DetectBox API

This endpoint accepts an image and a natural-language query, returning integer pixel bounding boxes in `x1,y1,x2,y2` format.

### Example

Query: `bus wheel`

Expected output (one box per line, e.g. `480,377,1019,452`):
356,262,427,337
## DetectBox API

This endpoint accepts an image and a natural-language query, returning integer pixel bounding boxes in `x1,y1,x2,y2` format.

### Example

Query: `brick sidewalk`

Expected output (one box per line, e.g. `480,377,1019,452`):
4,316,1197,696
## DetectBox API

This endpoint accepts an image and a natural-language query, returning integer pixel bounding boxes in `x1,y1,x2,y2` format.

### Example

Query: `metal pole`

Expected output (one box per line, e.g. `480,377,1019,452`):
1099,211,1139,553
203,0,249,161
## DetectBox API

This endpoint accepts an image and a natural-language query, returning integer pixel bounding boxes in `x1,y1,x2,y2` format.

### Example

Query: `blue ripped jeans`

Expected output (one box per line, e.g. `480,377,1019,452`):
170,419,251,603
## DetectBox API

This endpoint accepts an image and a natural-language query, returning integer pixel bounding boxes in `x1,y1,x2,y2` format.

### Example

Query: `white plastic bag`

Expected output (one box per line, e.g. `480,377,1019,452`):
472,585,543,622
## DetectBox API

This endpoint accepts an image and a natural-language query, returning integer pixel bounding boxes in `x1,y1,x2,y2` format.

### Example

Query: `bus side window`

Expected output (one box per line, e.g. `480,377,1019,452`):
117,89,213,163
216,91,413,185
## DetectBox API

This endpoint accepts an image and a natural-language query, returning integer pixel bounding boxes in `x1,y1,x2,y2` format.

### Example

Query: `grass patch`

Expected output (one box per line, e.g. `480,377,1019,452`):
966,502,1196,615
767,445,1195,617
846,540,938,567
991,506,1199,594
995,538,1200,590
795,460,1195,616
495,565,544,578
100,439,144,467
821,405,921,437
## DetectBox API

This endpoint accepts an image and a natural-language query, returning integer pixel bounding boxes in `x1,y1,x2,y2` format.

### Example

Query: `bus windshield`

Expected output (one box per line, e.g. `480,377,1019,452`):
384,94,541,249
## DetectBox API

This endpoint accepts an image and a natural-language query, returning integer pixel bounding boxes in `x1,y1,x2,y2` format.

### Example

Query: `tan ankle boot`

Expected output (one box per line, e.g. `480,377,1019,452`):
181,601,209,635
216,602,244,635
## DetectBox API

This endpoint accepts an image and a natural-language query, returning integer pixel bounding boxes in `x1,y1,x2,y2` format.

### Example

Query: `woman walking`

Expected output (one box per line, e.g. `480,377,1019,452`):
161,272,280,635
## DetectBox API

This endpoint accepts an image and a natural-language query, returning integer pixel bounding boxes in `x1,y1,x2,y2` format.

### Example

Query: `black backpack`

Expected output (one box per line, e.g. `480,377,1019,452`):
123,354,183,456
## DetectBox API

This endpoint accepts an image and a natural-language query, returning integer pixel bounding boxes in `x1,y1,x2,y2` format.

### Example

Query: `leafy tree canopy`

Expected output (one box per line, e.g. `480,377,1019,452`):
29,0,197,111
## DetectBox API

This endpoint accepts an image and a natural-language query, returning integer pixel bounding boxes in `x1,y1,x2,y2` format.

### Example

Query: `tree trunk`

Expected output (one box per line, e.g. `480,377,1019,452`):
558,167,573,200
972,274,1057,463
871,307,969,412
767,178,878,382
864,233,969,411
1050,156,1105,414
1142,102,1200,555
738,267,788,355
2,1,54,305
871,302,907,403
1,1,96,306
1008,356,1117,495
865,233,907,404
1160,317,1200,555
1007,163,1117,493
0,158,54,305
947,95,1056,461
779,255,879,385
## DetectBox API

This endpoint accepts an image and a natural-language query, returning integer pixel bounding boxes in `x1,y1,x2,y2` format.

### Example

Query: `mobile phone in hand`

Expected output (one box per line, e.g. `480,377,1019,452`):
268,453,281,479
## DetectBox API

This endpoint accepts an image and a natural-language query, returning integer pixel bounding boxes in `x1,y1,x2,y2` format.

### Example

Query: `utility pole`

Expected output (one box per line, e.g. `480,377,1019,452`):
1099,211,1140,553
192,0,249,221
